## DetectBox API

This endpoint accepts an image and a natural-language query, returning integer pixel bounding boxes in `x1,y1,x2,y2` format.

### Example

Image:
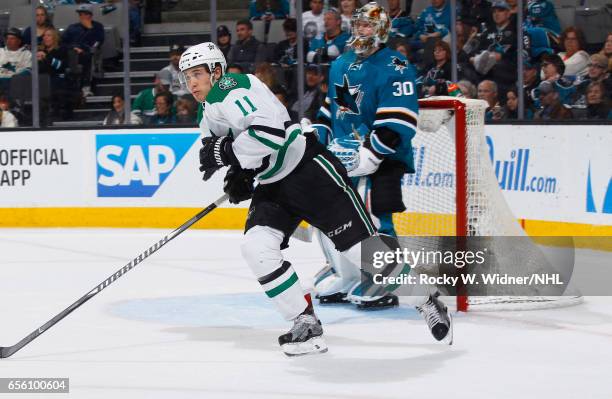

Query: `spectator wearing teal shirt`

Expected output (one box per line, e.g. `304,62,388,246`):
412,0,451,65
307,9,350,64
388,0,416,39
526,0,561,36
249,0,289,20
414,0,451,43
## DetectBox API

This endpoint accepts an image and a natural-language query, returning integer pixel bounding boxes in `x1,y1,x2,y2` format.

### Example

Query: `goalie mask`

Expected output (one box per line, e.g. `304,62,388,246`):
178,42,227,88
347,2,390,56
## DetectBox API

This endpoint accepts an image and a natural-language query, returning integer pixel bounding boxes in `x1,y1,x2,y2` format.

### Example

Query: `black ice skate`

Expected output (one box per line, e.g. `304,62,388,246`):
316,292,350,304
356,293,400,310
416,292,453,345
278,309,328,357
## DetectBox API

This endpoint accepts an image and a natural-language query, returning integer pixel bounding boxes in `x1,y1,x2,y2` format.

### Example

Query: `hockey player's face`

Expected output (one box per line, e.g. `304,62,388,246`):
354,19,375,38
183,66,213,102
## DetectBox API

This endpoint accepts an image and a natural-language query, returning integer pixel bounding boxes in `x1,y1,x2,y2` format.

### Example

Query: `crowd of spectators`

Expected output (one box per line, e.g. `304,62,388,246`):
117,43,199,126
0,3,109,126
381,0,612,121
242,0,612,121
232,0,612,120
1,0,610,127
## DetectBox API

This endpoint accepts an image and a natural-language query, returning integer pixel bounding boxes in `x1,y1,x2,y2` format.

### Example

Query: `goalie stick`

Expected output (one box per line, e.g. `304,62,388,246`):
0,194,229,359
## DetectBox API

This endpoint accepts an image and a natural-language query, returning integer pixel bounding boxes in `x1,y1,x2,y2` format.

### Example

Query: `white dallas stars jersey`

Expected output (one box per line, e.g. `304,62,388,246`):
200,73,305,183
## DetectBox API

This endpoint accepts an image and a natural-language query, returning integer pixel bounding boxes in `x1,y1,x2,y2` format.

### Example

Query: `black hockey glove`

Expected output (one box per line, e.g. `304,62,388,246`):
223,166,256,204
199,135,239,171
201,166,220,181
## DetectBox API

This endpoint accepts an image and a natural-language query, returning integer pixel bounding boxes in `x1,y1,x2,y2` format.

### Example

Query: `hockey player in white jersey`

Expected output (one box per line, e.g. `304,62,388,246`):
179,41,452,356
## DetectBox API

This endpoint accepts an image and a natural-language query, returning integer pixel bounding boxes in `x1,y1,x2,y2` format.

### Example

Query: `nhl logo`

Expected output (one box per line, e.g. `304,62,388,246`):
218,76,237,90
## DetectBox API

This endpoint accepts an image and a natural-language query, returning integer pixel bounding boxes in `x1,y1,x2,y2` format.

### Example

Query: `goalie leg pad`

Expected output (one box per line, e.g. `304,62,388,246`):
314,229,361,303
241,226,308,320
342,235,413,298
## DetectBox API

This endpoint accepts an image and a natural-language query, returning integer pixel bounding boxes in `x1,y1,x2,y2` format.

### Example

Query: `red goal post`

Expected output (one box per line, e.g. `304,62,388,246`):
393,96,582,312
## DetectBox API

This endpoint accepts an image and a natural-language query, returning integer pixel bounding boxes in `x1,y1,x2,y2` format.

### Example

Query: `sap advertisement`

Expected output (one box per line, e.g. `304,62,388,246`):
95,133,199,198
0,125,610,226
0,128,226,207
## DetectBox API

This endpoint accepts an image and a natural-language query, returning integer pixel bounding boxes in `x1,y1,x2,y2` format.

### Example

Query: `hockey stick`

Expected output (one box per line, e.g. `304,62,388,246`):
0,194,229,359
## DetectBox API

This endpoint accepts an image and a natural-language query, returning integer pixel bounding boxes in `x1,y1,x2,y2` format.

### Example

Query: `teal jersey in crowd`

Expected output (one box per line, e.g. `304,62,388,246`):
527,0,561,36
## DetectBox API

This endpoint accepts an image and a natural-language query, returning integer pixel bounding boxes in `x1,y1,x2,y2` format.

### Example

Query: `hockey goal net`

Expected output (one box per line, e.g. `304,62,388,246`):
393,96,582,312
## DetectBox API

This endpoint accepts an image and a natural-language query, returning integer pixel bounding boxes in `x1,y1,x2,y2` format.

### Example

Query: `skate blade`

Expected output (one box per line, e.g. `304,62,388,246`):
317,293,350,304
282,336,328,357
355,295,399,311
442,312,453,345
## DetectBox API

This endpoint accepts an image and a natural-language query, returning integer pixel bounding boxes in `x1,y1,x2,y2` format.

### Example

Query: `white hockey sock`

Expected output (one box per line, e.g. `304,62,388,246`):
241,225,308,320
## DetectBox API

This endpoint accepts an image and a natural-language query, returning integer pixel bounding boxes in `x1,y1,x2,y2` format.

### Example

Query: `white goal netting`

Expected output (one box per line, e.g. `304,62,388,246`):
394,97,582,311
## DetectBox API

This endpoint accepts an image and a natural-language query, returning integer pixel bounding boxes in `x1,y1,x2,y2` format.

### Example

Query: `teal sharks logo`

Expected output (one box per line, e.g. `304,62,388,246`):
334,75,364,119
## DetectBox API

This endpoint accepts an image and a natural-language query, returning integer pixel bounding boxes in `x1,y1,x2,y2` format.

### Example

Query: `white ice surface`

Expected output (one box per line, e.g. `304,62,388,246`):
0,228,611,399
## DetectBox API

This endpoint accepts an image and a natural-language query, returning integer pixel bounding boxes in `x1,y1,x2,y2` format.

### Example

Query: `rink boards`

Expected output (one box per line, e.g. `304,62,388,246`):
0,125,610,241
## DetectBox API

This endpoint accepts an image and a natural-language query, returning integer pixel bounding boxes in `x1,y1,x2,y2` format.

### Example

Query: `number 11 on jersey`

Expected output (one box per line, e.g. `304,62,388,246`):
235,96,258,116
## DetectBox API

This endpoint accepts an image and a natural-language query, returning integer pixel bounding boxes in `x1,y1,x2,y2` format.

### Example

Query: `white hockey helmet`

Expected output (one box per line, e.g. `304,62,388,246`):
178,42,227,87
347,2,390,56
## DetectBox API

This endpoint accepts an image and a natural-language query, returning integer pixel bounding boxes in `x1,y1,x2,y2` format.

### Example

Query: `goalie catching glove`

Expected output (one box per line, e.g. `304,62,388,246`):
328,128,400,177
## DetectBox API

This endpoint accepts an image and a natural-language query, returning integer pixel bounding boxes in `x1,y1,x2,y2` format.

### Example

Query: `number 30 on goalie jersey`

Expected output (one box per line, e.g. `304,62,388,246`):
314,47,419,173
